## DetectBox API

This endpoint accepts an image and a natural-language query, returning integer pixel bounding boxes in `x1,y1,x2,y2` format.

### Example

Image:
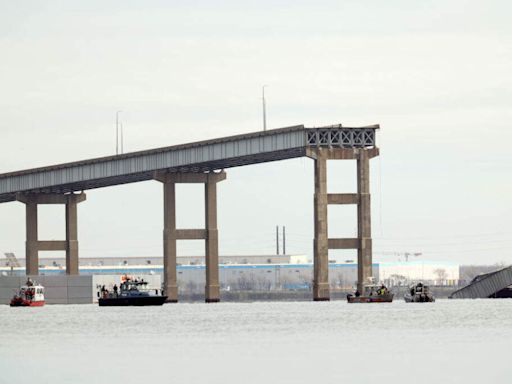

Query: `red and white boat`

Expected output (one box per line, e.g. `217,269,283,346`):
10,279,45,307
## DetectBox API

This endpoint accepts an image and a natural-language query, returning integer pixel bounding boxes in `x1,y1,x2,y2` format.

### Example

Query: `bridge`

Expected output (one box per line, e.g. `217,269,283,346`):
0,124,380,302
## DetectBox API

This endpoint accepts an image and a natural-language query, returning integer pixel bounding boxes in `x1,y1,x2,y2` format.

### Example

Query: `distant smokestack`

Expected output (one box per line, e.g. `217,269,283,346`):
283,226,286,255
276,225,280,255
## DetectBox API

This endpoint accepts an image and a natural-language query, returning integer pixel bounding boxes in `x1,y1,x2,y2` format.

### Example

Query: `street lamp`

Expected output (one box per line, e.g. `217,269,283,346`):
262,85,267,131
120,122,124,154
116,110,122,155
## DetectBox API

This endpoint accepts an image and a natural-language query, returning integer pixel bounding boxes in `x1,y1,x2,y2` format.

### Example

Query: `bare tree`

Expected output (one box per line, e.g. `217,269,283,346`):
388,274,408,287
236,274,258,291
184,281,198,293
434,268,448,285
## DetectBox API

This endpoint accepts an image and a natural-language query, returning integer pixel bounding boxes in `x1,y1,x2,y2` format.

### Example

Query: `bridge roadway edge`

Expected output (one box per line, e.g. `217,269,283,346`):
0,124,378,202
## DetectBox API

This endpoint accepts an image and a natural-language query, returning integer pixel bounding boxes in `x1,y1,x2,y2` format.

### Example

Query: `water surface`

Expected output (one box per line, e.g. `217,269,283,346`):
1,300,510,384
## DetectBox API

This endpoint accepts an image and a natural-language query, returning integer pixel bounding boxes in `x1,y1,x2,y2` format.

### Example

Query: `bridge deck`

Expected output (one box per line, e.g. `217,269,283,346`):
0,124,378,203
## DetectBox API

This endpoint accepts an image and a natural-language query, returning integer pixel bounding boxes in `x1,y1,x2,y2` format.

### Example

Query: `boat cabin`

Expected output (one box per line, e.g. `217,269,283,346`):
360,284,388,296
19,285,45,301
411,283,430,295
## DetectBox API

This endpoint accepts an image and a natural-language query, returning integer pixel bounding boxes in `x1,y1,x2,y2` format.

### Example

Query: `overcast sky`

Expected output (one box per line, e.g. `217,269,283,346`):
0,1,511,265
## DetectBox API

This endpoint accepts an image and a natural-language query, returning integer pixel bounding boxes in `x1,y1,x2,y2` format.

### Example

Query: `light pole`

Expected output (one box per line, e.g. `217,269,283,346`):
120,122,124,154
116,110,122,155
262,85,267,131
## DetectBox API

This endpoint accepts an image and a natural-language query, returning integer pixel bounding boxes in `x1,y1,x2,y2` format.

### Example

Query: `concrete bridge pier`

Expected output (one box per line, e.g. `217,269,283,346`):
204,173,221,303
356,149,373,294
155,171,226,303
309,147,379,301
313,149,329,301
16,193,86,275
161,179,178,303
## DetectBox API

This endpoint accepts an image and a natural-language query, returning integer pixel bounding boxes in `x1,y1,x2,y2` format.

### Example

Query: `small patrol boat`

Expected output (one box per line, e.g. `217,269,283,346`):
347,284,394,303
404,282,435,303
98,276,167,306
10,278,45,307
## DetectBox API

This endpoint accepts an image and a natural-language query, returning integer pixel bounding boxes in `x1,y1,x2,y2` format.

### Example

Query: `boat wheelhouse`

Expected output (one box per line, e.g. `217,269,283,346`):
404,282,435,302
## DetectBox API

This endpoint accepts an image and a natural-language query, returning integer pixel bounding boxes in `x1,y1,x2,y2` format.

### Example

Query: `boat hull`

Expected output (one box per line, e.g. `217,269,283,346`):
98,296,167,306
10,298,45,307
404,294,435,303
347,294,394,303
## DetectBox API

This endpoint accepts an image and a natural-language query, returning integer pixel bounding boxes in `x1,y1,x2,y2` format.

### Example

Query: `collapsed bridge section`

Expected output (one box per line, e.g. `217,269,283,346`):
450,265,512,299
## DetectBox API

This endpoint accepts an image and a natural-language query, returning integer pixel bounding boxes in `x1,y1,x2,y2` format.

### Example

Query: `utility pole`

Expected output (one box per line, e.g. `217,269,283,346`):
262,85,267,131
116,110,122,155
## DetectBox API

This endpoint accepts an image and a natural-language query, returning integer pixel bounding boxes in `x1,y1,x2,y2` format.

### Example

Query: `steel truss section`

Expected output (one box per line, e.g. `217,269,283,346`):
306,128,376,148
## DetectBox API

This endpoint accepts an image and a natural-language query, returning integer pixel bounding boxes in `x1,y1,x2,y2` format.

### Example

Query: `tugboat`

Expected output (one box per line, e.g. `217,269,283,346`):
347,283,394,303
10,278,45,307
98,276,167,306
404,282,435,303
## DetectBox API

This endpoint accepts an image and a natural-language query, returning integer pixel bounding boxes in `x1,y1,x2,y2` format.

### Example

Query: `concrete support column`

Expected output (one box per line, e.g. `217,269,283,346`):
313,149,330,301
155,170,226,303
25,202,38,275
309,146,378,300
357,150,372,293
205,175,220,303
18,193,86,276
163,180,178,303
65,195,79,275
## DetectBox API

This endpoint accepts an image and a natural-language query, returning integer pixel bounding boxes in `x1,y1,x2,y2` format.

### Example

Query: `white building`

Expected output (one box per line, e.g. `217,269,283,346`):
378,261,459,286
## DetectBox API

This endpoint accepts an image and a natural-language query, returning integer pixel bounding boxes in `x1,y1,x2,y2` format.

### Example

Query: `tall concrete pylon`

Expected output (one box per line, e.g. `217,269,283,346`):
155,171,226,303
16,193,86,276
310,147,379,301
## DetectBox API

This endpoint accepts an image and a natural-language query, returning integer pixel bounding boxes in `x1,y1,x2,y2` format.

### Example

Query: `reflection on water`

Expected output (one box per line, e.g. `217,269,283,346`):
1,300,511,384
